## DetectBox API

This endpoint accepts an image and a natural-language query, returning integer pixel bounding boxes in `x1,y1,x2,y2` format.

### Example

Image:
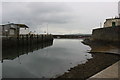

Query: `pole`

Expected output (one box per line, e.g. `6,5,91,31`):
100,22,102,28
47,24,48,34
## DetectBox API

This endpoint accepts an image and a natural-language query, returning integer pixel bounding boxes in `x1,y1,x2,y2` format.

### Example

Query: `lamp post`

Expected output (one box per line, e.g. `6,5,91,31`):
100,22,102,28
47,23,48,34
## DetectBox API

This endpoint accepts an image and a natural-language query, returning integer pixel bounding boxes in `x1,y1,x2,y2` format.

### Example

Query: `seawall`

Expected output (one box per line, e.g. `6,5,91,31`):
82,26,120,54
91,26,120,42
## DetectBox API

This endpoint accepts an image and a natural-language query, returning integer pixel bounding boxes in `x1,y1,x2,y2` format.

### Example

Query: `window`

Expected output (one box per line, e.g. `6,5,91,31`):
9,29,15,35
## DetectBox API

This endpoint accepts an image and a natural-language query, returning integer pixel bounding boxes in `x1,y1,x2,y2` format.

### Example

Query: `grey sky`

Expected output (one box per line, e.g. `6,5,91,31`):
2,2,119,34
118,1,120,14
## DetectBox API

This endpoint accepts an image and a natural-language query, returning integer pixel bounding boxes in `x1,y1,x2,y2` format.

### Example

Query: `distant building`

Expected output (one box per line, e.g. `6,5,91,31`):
0,23,29,36
103,18,120,28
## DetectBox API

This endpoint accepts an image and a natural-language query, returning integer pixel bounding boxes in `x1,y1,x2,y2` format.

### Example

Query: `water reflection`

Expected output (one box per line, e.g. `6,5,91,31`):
2,39,120,79
2,41,53,61
2,39,92,78
56,52,120,79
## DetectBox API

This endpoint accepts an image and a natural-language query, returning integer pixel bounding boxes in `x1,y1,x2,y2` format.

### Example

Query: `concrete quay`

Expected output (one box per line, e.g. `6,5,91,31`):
88,60,120,79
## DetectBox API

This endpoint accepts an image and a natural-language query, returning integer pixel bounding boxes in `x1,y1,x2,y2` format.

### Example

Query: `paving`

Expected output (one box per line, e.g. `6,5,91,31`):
89,60,120,79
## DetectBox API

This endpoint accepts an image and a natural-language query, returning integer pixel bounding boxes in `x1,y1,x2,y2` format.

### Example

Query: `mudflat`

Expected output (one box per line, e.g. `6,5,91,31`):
53,53,120,79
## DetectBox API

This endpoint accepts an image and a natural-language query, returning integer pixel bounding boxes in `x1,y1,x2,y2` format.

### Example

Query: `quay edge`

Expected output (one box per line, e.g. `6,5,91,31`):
82,26,120,55
2,34,54,49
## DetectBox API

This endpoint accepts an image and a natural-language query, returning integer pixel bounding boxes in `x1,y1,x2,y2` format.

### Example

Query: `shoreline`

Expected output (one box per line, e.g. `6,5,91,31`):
53,52,120,79
82,39,120,55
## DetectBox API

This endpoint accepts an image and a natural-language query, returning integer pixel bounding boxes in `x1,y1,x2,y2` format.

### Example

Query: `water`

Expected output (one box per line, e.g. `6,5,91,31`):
2,39,92,78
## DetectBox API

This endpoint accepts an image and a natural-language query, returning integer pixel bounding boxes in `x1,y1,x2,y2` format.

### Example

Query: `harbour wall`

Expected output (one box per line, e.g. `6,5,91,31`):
2,34,53,49
91,26,120,42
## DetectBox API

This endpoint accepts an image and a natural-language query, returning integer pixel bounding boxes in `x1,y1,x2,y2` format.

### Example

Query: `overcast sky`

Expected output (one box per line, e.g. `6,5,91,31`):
1,1,119,34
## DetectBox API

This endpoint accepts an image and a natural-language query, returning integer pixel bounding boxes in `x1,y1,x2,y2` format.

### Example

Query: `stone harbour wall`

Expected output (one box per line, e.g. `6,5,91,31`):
91,26,120,42
2,34,53,49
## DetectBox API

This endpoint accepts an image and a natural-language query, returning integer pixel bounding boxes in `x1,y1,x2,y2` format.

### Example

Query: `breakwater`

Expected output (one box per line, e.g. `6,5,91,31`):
2,34,53,49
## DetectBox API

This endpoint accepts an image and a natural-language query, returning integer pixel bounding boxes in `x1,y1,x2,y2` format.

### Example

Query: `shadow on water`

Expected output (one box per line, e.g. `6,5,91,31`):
2,41,53,61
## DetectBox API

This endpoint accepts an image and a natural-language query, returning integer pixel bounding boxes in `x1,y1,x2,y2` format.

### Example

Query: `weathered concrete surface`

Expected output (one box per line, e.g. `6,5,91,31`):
89,60,120,79
0,37,2,61
82,39,120,55
92,26,120,42
82,26,120,55
90,45,120,55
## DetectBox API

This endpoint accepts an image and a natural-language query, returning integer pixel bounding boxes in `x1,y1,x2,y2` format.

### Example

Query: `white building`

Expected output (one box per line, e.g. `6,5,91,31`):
0,23,29,36
17,24,29,35
104,18,120,28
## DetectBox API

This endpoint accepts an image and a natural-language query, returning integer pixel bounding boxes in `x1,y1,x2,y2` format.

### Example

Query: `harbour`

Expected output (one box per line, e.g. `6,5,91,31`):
2,39,120,79
1,1,120,80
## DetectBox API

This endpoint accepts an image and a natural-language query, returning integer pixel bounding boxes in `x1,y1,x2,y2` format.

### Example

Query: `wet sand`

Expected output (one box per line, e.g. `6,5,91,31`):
53,53,120,80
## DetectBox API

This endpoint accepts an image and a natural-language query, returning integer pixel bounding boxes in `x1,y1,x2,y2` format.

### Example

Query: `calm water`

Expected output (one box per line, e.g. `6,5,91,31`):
2,39,92,78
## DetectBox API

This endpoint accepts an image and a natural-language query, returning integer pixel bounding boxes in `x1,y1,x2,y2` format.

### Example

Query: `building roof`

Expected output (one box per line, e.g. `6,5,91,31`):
0,23,29,28
15,24,29,28
106,17,120,20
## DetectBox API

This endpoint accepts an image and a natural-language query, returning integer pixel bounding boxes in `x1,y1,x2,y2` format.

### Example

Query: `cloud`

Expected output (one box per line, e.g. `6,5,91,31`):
2,2,73,25
118,1,120,14
2,2,118,34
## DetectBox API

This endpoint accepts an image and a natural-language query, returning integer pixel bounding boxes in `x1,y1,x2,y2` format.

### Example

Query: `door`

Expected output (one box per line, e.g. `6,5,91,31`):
112,22,116,27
